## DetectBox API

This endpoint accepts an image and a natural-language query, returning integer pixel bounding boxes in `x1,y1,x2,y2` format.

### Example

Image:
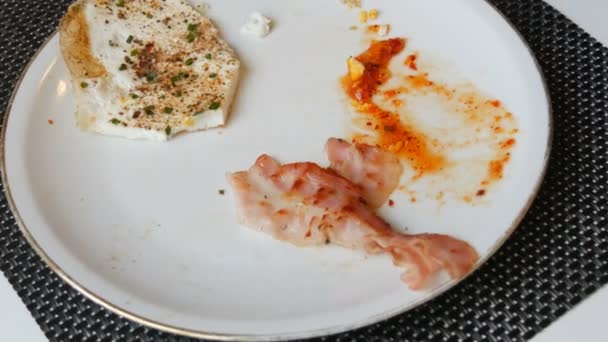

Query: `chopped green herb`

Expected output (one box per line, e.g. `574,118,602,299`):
163,107,173,114
116,0,125,7
187,23,198,31
110,118,121,125
205,53,212,59
186,32,196,43
119,63,127,71
170,72,185,84
130,49,139,56
208,101,221,110
144,105,155,115
174,90,183,97
165,126,171,135
126,35,134,43
108,40,118,47
80,82,89,88
130,93,139,99
209,73,217,78
159,95,166,99
146,71,158,83
146,13,153,19
218,189,225,195
185,58,194,66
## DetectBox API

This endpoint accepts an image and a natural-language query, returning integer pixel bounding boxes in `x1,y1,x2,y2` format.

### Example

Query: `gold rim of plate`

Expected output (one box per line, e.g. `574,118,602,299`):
0,3,553,339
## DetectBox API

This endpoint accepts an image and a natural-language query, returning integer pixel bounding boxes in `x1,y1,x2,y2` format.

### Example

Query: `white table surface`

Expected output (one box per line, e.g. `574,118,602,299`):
1,1,606,340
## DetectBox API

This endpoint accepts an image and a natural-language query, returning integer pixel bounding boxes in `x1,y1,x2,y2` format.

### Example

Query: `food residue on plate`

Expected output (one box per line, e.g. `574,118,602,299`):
367,24,390,36
342,38,519,202
341,0,362,9
241,12,272,38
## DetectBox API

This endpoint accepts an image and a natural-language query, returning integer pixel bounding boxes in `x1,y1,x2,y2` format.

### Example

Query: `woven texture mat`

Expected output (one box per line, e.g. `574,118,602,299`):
1,0,607,341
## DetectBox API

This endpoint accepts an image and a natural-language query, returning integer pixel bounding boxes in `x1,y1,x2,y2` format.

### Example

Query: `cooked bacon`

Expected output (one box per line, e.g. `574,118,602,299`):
227,154,478,290
326,138,403,208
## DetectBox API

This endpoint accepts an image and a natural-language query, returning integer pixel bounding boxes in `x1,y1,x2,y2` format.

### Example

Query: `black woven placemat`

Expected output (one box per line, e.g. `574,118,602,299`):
1,0,607,341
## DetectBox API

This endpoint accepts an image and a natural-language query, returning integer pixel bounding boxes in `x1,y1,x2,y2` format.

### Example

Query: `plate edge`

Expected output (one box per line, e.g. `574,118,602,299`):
0,1,554,339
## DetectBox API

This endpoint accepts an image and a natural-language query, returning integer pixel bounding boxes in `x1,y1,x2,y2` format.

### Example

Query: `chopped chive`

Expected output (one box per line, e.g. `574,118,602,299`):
186,32,196,42
187,23,198,31
146,13,153,19
159,95,166,99
174,90,183,97
170,72,184,84
130,93,139,99
205,53,212,59
126,35,134,43
163,107,173,114
110,118,121,125
119,63,127,71
144,105,154,115
116,0,125,7
108,40,117,47
146,71,158,83
185,58,194,66
80,82,89,88
208,101,220,110
165,126,171,135
209,73,217,78
130,49,139,56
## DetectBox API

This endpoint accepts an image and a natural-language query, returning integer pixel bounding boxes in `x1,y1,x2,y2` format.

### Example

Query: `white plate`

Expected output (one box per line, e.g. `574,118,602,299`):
1,0,551,340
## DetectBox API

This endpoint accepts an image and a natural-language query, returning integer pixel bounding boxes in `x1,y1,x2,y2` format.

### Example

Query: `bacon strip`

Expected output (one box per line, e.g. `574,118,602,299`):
326,138,403,208
227,150,478,290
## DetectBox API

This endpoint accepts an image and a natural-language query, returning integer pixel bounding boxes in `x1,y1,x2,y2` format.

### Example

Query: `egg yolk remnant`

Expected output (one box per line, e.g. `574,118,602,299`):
342,38,445,175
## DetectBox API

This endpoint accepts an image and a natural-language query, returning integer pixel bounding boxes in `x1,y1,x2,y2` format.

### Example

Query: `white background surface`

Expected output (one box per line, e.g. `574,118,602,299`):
0,0,605,340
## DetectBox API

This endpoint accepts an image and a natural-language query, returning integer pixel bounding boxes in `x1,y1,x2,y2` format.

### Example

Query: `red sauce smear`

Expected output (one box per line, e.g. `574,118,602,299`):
342,39,445,174
404,53,418,71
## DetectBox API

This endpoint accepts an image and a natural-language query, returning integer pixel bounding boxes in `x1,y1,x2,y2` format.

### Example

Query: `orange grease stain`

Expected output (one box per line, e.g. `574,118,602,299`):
343,38,519,199
489,100,501,107
342,39,445,175
400,73,518,187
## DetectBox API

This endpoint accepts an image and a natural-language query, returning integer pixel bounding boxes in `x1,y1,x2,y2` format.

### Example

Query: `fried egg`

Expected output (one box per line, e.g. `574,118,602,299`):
59,0,241,141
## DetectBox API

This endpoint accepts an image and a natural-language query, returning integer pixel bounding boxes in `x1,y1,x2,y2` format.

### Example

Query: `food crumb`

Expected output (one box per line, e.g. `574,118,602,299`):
359,11,368,23
368,9,379,20
349,25,359,31
404,53,418,71
410,197,417,203
342,0,362,9
218,189,225,195
388,199,395,207
47,119,54,125
476,189,486,197
367,24,390,36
